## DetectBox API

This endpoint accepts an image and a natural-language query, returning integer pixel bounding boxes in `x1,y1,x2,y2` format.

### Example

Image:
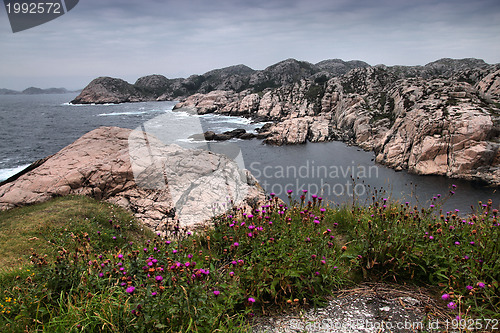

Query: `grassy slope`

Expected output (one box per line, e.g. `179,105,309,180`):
0,196,154,271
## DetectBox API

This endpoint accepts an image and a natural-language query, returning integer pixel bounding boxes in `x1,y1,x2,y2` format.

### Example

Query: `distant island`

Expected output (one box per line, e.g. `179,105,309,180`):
0,87,80,95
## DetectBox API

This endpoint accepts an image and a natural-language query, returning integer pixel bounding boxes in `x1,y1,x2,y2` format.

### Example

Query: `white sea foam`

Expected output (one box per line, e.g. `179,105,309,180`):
98,111,148,116
0,164,30,182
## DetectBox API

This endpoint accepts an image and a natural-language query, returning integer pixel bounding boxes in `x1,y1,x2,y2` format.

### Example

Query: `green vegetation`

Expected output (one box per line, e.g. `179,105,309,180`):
305,84,325,103
0,191,498,332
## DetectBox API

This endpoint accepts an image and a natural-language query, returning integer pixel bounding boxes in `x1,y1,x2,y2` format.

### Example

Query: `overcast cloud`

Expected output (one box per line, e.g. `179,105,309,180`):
0,0,499,90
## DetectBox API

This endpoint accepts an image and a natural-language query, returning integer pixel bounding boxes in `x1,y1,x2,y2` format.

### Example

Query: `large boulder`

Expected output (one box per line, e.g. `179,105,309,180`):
0,127,265,232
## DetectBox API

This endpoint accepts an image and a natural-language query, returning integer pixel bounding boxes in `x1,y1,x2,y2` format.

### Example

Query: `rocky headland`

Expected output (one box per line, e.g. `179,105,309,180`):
72,58,500,185
0,127,265,232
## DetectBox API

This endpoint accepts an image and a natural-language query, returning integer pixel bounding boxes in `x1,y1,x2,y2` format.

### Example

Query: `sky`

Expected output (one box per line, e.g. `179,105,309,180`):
0,0,499,90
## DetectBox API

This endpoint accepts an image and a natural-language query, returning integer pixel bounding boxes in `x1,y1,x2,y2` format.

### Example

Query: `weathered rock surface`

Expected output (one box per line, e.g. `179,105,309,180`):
72,58,499,185
174,60,500,185
70,77,147,104
72,58,369,104
0,127,265,231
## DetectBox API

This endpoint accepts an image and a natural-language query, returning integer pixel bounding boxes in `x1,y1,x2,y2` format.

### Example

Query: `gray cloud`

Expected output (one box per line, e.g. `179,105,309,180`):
0,0,499,90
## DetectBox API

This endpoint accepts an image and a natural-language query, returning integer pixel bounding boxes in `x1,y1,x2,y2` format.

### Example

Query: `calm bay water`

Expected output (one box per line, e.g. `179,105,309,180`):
0,93,497,213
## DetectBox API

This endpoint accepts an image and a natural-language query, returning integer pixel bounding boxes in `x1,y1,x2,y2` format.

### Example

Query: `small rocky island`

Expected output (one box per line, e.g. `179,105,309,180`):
72,58,500,186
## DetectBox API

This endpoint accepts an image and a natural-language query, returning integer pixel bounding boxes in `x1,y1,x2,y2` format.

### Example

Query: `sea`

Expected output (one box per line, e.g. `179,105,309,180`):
0,93,498,213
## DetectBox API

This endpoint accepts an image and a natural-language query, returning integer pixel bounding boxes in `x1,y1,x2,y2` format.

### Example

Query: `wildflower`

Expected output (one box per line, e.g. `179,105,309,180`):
469,241,475,245
466,285,473,291
118,254,123,259
270,192,276,197
287,190,293,194
151,292,157,296
213,290,220,297
229,271,235,277
112,236,117,240
447,302,457,310
314,271,320,276
477,282,486,288
126,286,135,294
454,241,460,245
248,297,255,303
321,260,326,265
442,294,451,301
234,242,239,247
429,236,434,240
155,275,163,282
98,273,104,278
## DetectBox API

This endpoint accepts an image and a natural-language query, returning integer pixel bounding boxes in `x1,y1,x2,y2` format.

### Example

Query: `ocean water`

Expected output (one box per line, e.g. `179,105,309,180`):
0,93,497,213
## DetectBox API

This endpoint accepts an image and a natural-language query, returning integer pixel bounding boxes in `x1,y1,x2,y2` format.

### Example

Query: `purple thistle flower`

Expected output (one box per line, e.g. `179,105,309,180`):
441,294,450,301
234,242,239,247
447,302,457,310
155,275,163,282
151,292,157,296
213,290,220,296
466,285,473,291
478,282,486,288
126,286,135,294
248,297,255,303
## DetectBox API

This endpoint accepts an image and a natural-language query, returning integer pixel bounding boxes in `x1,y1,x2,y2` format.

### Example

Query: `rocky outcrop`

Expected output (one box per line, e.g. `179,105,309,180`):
0,127,265,231
173,61,500,185
71,77,146,104
72,58,370,104
71,58,499,185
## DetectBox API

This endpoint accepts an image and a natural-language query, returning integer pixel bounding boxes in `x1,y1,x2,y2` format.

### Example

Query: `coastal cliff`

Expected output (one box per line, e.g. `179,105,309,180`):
72,58,500,185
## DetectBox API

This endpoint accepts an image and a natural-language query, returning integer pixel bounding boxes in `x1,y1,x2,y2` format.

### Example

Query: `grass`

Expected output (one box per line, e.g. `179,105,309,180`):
0,196,153,270
0,191,498,332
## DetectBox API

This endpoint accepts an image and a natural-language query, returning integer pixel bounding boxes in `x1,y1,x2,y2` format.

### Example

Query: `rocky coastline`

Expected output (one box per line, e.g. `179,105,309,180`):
71,58,500,185
0,127,266,231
